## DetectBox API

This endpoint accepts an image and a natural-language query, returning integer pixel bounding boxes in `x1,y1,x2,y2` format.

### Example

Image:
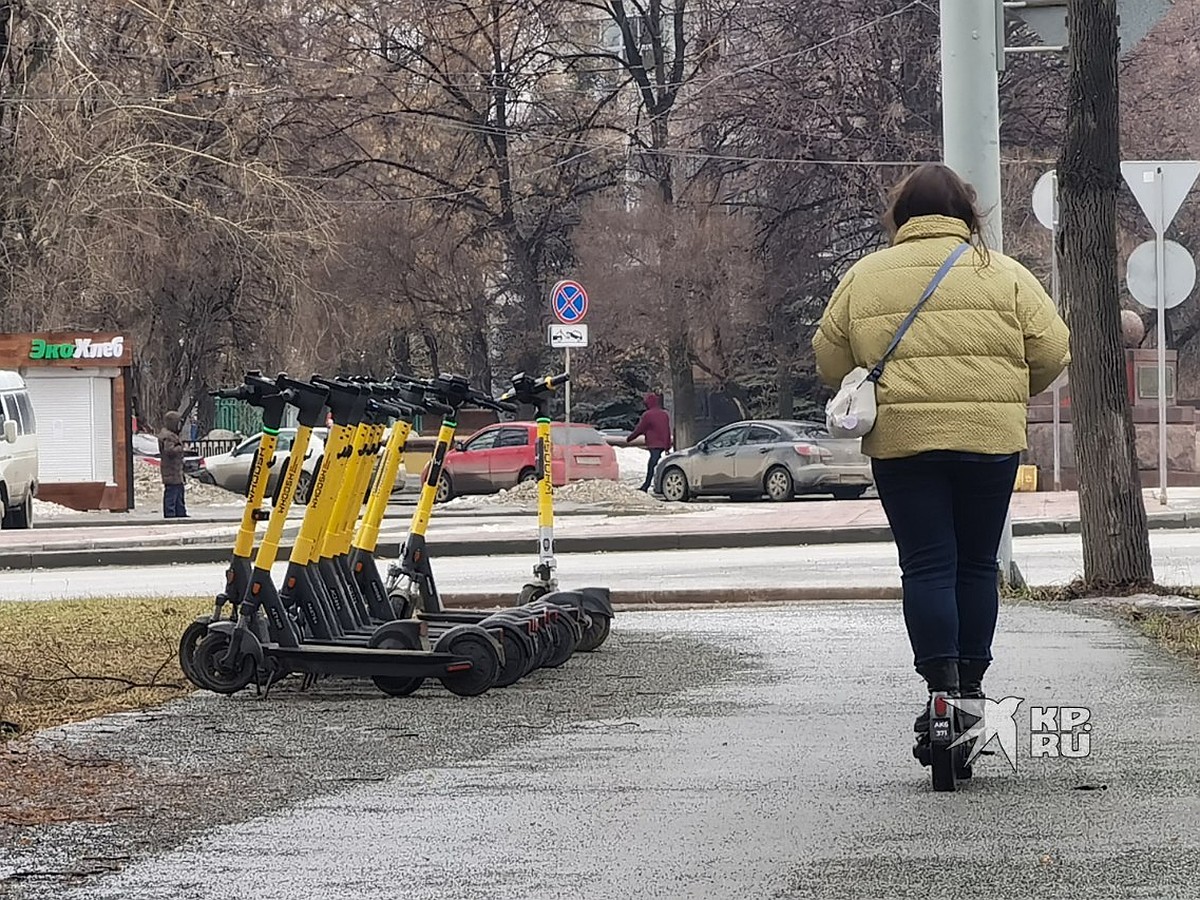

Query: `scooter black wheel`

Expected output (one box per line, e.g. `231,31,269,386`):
436,632,500,697
931,745,957,792
517,583,548,606
543,616,578,668
193,633,256,695
492,624,533,688
178,618,211,687
368,623,425,697
576,614,611,653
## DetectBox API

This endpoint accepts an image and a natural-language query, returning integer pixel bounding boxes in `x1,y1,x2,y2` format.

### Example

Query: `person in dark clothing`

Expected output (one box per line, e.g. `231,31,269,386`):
626,393,672,492
158,410,188,518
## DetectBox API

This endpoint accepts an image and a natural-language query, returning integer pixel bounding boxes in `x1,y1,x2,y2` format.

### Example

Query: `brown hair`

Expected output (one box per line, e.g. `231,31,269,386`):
882,163,989,260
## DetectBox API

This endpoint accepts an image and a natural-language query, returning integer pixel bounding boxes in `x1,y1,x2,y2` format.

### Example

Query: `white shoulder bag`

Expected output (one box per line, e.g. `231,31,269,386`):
825,242,970,439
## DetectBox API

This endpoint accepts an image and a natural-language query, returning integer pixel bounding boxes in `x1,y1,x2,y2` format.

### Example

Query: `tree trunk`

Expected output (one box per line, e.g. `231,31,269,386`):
1058,0,1153,586
776,361,794,419
667,335,695,448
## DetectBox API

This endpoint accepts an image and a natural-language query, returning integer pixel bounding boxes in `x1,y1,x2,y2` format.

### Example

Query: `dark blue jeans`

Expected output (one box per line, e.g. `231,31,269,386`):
163,483,188,518
871,451,1020,668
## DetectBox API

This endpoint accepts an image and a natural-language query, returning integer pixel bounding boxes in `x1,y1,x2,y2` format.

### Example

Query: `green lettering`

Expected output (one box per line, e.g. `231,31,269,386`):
29,339,46,360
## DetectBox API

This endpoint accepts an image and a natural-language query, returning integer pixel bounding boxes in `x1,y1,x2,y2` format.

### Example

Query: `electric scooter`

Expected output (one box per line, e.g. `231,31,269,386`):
384,372,587,682
498,371,615,653
178,371,288,686
919,693,980,792
190,374,505,698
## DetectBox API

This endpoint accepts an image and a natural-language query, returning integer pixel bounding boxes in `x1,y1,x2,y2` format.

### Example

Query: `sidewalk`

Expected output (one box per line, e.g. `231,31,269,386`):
3,489,1200,571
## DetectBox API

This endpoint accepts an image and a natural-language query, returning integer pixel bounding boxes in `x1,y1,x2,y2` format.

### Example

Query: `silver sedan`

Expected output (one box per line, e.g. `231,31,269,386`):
652,419,873,502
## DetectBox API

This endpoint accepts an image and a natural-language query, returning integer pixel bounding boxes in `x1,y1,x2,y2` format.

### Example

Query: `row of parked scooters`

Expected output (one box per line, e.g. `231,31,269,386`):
178,370,614,698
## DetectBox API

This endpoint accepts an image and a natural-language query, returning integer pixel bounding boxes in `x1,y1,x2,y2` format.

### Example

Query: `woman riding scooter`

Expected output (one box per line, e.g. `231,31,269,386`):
812,163,1070,776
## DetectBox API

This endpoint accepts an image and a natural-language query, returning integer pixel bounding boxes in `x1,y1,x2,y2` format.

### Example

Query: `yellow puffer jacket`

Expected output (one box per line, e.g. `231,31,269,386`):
813,215,1071,460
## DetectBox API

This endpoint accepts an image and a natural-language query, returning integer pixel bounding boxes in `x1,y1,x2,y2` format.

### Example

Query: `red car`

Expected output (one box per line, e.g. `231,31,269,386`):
434,422,618,502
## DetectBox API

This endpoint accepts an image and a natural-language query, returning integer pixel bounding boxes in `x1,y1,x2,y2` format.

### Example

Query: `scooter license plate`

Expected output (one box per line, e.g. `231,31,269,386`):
930,718,952,744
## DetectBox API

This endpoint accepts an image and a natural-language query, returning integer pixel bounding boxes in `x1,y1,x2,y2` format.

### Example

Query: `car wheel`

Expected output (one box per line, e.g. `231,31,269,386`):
3,493,31,529
518,467,537,486
15,494,32,529
764,466,794,502
660,466,689,502
435,473,454,504
831,486,869,501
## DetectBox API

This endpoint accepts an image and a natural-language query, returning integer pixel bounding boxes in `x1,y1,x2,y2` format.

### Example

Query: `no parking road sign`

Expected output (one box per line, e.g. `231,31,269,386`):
551,280,589,325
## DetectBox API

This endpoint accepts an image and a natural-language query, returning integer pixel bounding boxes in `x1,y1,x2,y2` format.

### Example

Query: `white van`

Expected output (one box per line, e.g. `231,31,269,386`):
0,371,39,528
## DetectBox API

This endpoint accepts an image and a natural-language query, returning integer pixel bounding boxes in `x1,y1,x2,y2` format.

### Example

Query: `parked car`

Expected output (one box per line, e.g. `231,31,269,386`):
0,370,38,529
198,427,408,504
652,419,873,502
435,422,618,502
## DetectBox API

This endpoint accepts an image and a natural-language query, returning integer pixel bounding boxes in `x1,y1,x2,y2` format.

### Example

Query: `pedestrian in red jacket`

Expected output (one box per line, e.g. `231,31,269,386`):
626,392,672,492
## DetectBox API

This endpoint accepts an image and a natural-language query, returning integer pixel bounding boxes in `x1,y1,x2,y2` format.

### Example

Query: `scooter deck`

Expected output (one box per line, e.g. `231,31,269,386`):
262,643,474,678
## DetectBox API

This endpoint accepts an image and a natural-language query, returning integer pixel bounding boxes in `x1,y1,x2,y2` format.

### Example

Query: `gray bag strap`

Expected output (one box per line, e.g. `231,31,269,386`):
867,241,971,383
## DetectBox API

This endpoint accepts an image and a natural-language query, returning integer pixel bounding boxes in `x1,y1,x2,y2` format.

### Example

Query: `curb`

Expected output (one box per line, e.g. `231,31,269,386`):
3,512,1198,572
438,587,904,608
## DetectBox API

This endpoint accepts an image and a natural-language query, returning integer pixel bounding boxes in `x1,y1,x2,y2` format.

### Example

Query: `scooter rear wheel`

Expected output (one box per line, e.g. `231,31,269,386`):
436,632,500,697
577,614,611,653
193,633,256,695
931,745,957,792
491,623,533,688
369,623,425,697
542,615,578,668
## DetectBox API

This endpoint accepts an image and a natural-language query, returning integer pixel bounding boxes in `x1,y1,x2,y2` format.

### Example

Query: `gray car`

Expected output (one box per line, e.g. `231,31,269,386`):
652,419,873,502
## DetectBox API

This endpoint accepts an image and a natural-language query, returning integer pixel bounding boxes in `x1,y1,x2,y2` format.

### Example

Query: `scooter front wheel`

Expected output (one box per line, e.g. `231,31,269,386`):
517,583,548,606
192,633,256,695
178,618,212,688
368,622,425,697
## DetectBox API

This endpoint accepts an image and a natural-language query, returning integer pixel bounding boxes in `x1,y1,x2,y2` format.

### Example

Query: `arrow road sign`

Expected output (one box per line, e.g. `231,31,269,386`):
548,324,588,348
1126,239,1197,310
1121,161,1200,235
551,280,589,325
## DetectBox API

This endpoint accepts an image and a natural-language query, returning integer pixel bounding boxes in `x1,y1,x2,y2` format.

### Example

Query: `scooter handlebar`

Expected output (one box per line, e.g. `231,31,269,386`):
497,371,569,404
367,398,415,420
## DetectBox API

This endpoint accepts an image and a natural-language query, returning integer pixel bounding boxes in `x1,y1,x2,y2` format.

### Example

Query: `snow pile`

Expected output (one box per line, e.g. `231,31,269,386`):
614,445,652,487
446,477,665,511
132,459,243,509
32,498,74,519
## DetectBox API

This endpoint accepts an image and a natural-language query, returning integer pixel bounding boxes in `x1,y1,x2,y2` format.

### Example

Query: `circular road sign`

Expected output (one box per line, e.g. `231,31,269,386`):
551,280,589,325
1126,240,1196,310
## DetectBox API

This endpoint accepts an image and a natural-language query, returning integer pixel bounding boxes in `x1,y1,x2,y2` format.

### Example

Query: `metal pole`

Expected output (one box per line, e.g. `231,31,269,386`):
940,0,1020,583
1155,166,1168,505
1050,172,1062,492
563,347,572,487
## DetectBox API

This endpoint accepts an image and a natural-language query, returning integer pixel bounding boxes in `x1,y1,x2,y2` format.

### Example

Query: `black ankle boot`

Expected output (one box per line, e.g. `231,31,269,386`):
958,658,989,699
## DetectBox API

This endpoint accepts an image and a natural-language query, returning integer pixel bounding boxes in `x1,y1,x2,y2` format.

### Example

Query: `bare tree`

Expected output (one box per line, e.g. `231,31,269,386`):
1058,0,1153,586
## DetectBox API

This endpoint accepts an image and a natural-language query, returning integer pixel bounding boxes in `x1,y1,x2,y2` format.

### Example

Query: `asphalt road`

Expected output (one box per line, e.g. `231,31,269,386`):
2,530,1199,601
20,603,1200,900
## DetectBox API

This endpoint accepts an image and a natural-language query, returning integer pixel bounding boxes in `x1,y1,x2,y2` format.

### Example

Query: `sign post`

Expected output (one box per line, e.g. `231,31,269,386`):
549,280,590,480
1032,170,1066,491
1121,160,1200,505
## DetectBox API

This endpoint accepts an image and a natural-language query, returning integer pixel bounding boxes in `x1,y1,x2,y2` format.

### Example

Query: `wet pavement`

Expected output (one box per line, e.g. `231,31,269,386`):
4,603,1200,899
4,529,1200,601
